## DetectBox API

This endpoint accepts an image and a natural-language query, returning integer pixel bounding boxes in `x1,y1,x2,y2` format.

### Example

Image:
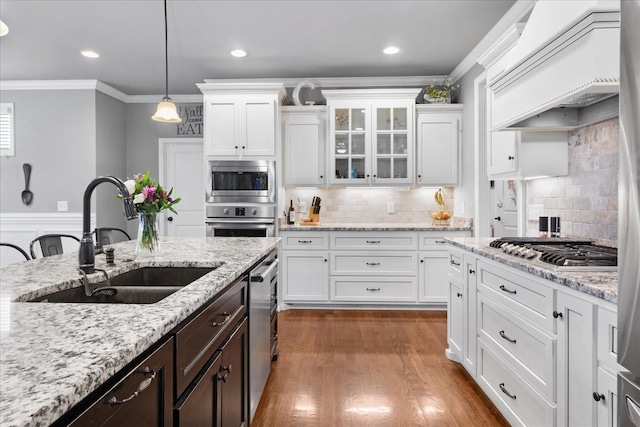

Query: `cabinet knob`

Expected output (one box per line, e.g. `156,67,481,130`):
320,175,323,179
593,392,605,402
373,174,377,178
420,259,424,263
456,292,463,298
222,364,232,374
167,216,173,222
418,174,422,179
242,146,246,150
553,311,563,319
508,155,515,160
324,259,327,262
469,269,476,274
494,216,501,221
235,146,238,149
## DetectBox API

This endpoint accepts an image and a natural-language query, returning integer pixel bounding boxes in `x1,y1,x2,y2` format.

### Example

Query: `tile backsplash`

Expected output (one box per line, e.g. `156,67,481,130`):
284,187,454,223
526,118,619,241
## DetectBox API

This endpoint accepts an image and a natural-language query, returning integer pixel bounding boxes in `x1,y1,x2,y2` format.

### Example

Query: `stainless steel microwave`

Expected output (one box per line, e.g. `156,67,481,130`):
206,160,276,204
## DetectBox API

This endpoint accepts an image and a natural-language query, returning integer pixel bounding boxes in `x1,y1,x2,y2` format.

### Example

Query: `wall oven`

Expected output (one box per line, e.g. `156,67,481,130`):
205,205,276,237
206,160,275,204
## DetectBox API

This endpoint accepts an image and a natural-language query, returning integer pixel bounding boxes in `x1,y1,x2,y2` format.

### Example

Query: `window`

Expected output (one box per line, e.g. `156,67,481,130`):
0,103,15,157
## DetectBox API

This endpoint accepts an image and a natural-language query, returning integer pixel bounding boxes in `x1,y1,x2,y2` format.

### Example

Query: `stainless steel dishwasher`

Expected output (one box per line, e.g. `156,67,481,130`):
249,250,278,422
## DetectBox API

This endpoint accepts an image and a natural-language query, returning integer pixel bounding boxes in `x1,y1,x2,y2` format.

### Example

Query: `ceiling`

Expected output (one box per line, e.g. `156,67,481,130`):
0,0,517,96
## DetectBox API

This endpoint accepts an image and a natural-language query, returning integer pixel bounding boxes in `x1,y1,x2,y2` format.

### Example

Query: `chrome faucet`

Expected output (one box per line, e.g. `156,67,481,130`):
79,176,138,274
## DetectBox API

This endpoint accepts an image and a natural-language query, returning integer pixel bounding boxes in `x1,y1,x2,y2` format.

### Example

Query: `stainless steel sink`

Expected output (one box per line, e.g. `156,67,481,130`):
29,267,216,304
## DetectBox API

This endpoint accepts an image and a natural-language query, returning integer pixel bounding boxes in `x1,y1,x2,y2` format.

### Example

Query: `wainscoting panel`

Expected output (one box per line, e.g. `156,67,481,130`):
0,213,95,266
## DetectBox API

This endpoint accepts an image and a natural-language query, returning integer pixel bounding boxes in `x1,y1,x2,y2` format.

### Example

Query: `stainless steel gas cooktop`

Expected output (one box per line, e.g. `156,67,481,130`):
488,238,618,272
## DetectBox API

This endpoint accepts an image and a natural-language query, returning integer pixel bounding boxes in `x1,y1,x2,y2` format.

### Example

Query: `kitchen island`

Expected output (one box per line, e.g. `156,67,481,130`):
0,237,279,427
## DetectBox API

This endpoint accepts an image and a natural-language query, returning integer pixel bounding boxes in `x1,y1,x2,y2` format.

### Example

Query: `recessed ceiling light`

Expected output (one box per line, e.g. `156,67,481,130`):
81,50,100,59
0,20,8,37
230,49,247,58
383,46,400,55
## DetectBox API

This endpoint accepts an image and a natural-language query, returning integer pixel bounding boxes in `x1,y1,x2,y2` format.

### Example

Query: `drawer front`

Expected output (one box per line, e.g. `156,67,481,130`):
175,277,247,397
477,260,554,332
478,342,556,427
330,251,417,276
68,337,174,427
281,232,329,250
478,295,555,400
418,231,470,250
448,250,463,282
331,276,417,302
331,232,417,250
597,306,619,369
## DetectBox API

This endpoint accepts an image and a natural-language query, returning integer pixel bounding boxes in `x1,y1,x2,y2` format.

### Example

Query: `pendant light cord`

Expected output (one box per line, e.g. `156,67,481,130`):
163,0,169,99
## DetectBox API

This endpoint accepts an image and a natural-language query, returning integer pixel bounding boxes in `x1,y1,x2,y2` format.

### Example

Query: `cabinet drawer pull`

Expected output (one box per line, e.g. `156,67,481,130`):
108,367,156,406
298,240,312,243
222,364,232,374
499,383,516,400
366,262,380,266
435,240,446,244
499,330,517,344
499,285,517,295
366,288,381,291
450,260,461,266
212,312,231,327
366,240,381,244
593,392,605,402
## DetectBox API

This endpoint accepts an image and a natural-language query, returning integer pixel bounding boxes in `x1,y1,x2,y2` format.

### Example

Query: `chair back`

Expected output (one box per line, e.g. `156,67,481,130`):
30,234,80,259
94,228,131,246
0,242,31,266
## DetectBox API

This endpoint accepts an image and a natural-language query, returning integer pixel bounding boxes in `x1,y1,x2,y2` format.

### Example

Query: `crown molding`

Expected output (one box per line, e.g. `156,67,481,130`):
126,94,203,103
322,88,423,100
477,23,526,69
199,76,442,89
449,0,536,83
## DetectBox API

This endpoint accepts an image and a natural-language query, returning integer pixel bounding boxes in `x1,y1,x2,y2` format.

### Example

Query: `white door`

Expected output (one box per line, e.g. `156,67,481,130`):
159,138,205,237
491,179,518,237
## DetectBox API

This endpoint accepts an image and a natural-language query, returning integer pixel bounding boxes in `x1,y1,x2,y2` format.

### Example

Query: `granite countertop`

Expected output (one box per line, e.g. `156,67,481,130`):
280,217,473,232
446,237,618,304
0,237,280,427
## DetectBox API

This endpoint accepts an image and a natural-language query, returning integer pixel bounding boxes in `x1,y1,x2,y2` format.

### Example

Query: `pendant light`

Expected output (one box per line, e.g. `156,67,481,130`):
152,0,181,123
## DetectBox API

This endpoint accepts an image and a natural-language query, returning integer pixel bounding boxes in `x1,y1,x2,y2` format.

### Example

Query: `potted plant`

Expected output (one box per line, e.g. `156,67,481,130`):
424,77,460,104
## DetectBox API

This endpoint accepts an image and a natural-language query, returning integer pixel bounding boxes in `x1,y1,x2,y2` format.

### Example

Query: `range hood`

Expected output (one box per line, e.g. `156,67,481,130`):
489,0,620,131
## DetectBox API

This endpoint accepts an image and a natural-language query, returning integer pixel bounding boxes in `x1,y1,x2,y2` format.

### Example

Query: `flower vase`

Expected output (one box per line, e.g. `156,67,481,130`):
136,213,161,257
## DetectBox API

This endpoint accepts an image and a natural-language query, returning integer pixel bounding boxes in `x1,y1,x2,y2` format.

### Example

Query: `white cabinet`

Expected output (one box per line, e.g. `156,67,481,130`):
418,250,449,304
282,106,327,187
323,89,421,186
447,275,464,362
462,253,477,376
595,306,624,427
416,105,462,186
487,130,568,179
595,367,618,427
280,232,329,302
198,83,286,158
556,291,596,427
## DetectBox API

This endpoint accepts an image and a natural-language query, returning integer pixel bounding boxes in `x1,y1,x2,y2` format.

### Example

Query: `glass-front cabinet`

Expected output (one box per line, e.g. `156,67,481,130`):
325,89,420,186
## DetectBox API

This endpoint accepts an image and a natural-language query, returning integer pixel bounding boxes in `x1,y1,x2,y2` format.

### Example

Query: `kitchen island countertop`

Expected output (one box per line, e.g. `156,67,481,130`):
446,237,617,303
0,237,280,427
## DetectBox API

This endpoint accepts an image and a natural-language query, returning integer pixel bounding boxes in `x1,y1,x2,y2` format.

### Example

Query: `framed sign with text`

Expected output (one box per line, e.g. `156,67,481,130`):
176,105,203,135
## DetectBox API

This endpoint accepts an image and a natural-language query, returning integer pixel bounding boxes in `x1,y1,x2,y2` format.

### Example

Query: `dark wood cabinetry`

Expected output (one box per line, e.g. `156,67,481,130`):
65,338,174,427
174,351,223,426
220,319,249,427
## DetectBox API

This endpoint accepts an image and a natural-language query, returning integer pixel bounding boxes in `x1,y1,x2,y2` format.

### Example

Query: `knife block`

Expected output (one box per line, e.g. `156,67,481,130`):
308,207,320,223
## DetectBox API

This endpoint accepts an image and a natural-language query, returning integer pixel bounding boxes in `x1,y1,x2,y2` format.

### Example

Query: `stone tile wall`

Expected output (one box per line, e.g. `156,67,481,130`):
526,118,619,241
283,187,455,224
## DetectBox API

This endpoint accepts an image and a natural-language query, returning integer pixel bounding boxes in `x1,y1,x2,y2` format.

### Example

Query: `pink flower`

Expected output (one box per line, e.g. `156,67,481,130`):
142,186,156,202
134,173,144,182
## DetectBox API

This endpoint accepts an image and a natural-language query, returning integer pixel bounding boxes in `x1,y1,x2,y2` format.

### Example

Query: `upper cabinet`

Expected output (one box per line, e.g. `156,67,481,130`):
487,130,568,180
416,104,462,186
197,82,287,158
323,89,421,186
282,106,327,187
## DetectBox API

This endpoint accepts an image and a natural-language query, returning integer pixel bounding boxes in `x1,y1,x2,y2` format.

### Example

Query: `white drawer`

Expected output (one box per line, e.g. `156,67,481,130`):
477,259,555,332
597,305,619,369
330,232,417,250
330,276,417,302
478,342,556,427
281,231,329,250
418,231,470,250
330,252,417,276
449,250,463,282
478,294,556,401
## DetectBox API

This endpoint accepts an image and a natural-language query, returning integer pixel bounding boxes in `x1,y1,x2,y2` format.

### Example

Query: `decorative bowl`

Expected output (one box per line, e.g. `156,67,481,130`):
429,210,452,221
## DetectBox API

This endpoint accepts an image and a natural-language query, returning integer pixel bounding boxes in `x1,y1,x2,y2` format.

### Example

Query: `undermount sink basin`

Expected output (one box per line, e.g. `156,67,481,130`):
29,267,216,304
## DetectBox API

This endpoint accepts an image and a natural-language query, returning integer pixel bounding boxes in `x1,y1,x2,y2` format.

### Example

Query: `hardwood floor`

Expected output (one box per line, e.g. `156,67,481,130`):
251,310,509,427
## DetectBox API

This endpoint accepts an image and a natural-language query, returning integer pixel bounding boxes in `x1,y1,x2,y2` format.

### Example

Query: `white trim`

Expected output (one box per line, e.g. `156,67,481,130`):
449,0,536,83
477,23,526,70
94,81,128,102
474,71,491,238
127,94,203,104
322,88,423,100
201,76,441,89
